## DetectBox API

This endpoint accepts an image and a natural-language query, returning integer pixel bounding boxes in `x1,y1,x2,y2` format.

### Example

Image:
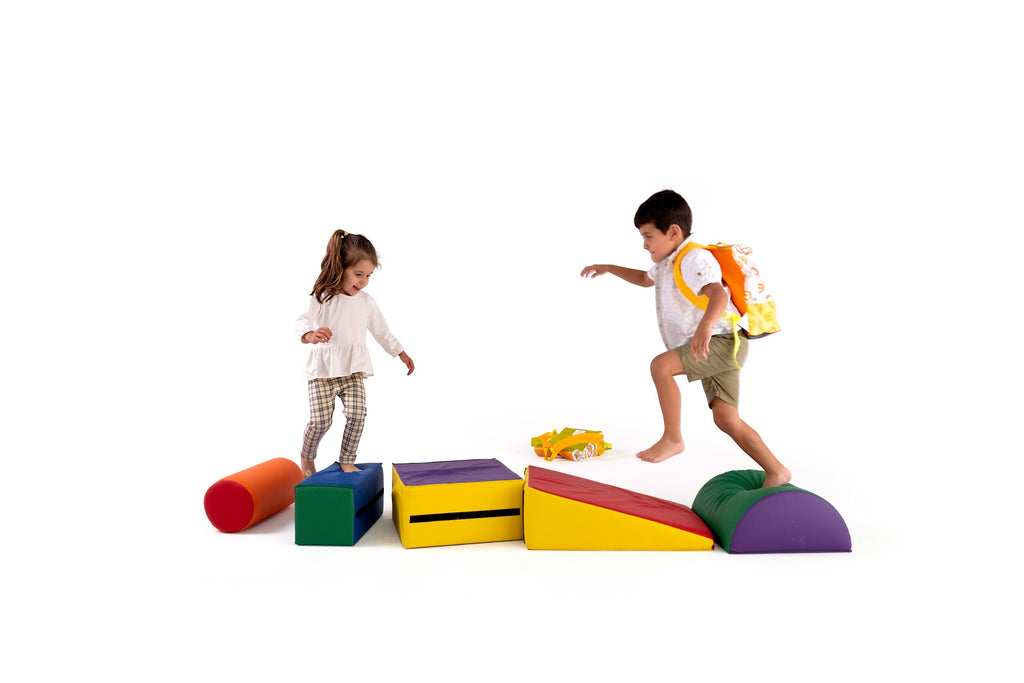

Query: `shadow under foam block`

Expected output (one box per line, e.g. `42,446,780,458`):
523,466,714,550
391,459,524,548
691,470,851,553
294,463,384,546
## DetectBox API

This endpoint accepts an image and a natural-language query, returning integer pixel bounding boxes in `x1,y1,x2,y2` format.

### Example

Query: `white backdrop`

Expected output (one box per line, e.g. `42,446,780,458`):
3,2,1021,680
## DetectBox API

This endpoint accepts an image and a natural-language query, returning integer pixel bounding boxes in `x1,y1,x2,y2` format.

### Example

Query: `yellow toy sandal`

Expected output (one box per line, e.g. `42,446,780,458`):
532,428,612,462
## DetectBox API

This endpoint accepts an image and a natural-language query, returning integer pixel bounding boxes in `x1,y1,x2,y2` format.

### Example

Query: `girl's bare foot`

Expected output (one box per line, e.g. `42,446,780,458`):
301,461,316,479
340,462,361,473
762,466,792,488
637,437,685,463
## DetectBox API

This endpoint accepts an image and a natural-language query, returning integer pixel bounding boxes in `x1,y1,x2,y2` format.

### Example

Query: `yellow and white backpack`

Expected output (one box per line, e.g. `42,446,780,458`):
673,242,780,366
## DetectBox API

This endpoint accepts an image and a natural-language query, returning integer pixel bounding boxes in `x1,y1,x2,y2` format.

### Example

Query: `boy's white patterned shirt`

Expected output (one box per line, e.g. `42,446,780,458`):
647,237,739,349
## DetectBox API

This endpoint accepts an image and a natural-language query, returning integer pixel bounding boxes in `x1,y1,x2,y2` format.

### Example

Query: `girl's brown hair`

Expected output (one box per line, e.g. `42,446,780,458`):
310,230,379,303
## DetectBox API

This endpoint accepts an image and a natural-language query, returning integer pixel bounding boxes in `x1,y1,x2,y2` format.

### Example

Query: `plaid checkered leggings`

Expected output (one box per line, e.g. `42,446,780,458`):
301,373,367,465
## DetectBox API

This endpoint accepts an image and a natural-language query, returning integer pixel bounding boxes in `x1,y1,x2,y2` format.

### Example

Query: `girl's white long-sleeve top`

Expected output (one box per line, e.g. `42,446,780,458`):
295,291,404,380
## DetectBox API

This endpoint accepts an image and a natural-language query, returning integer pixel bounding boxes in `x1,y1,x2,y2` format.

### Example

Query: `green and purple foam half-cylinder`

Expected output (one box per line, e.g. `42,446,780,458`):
692,470,851,553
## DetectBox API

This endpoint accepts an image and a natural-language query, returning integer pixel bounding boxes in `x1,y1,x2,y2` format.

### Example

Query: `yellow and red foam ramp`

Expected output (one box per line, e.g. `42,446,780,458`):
524,466,714,551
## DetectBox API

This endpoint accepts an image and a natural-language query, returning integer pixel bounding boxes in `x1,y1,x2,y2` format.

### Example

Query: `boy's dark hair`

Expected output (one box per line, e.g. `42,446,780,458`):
634,189,692,238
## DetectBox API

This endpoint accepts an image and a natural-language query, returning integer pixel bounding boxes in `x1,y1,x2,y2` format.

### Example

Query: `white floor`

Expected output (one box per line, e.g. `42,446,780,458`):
3,3,1020,681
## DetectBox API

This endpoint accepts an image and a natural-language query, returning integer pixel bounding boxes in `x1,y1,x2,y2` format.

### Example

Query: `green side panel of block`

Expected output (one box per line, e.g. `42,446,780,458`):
295,486,357,546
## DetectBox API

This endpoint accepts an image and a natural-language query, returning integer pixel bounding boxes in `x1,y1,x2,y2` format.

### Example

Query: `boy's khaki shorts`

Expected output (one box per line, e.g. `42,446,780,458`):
675,334,748,408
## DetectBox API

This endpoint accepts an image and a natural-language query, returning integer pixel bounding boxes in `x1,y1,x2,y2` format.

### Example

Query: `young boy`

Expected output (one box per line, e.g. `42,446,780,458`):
580,189,791,488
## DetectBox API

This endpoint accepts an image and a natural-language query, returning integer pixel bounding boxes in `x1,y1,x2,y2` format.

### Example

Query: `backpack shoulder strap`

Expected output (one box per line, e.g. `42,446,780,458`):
672,241,708,309
671,241,744,370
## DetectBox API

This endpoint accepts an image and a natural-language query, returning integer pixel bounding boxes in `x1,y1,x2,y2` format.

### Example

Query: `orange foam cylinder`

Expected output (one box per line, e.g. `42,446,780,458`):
204,457,303,532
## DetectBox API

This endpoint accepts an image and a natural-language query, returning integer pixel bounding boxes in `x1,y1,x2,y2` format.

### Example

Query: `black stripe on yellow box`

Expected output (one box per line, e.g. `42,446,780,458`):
409,508,521,524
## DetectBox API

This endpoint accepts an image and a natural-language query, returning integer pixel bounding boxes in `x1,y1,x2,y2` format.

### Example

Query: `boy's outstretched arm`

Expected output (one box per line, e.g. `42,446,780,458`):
580,264,653,287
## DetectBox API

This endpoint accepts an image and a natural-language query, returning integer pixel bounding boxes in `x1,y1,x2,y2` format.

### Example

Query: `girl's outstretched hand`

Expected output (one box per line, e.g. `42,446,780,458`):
399,351,415,375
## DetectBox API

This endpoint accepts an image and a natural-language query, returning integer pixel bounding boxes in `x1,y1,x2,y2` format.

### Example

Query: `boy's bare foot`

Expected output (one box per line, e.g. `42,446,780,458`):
762,466,792,488
301,461,316,479
340,463,361,473
637,438,685,463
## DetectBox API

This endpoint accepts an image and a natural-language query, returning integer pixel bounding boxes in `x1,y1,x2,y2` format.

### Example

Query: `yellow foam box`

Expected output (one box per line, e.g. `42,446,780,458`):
391,459,524,548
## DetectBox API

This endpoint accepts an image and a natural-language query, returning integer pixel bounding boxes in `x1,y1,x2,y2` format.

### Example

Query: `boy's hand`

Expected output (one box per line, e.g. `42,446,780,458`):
580,264,610,278
399,351,415,375
690,326,712,361
304,327,333,344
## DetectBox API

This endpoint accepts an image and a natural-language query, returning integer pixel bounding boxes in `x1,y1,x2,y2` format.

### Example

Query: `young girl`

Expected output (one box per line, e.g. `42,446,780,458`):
296,230,414,477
